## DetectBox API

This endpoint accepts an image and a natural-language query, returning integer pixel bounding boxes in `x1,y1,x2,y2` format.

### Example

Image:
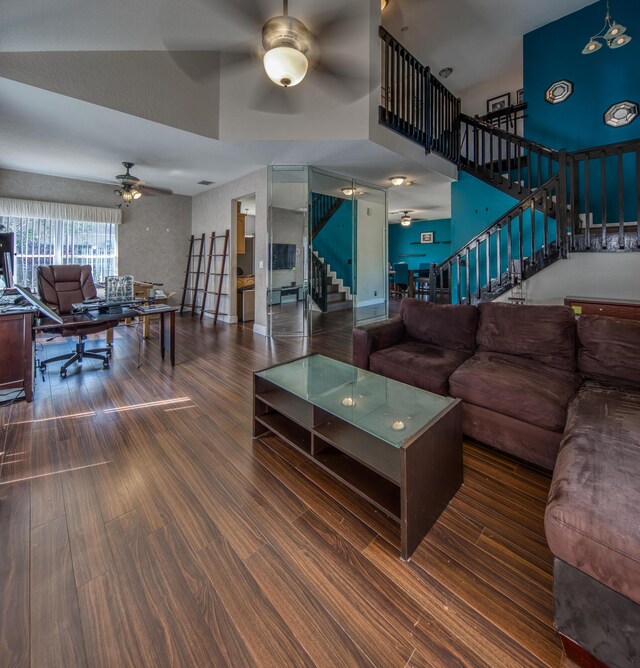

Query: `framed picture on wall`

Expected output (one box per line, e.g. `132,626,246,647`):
487,92,511,113
516,88,524,105
420,232,434,244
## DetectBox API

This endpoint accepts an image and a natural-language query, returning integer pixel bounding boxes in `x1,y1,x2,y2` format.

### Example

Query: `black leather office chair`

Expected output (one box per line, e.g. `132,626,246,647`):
37,264,112,377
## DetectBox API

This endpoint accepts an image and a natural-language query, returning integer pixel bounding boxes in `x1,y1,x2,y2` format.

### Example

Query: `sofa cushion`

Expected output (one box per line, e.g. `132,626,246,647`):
545,382,640,605
400,299,478,354
449,351,581,431
476,302,577,372
577,315,640,389
370,342,471,396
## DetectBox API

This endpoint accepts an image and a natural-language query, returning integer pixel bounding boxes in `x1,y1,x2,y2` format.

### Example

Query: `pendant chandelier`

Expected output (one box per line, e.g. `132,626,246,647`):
582,1,632,54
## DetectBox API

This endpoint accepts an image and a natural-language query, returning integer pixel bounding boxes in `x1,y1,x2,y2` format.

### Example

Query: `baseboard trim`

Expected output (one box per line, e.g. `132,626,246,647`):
253,324,267,336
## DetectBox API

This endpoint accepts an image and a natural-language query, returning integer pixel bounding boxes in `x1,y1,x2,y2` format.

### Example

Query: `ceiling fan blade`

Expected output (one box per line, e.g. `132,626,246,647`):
221,44,261,73
310,59,372,104
249,80,303,115
142,186,174,196
310,2,362,43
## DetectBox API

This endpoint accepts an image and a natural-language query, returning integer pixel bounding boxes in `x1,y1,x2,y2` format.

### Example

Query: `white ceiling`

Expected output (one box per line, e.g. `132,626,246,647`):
0,77,452,218
382,0,597,93
0,0,597,222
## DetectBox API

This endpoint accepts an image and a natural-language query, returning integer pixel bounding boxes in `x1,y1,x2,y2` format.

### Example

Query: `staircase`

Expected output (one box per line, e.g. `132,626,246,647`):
309,194,354,313
310,250,352,312
378,26,640,305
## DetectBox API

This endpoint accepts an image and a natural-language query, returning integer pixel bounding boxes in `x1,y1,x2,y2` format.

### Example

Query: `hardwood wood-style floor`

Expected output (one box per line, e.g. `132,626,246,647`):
0,315,571,667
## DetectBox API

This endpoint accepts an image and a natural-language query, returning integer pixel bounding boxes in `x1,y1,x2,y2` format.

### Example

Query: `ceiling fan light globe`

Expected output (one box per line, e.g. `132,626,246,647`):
130,187,142,200
400,219,411,227
121,190,134,202
263,46,308,87
582,39,602,54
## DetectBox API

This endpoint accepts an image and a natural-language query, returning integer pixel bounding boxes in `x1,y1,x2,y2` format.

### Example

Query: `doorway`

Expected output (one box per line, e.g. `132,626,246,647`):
236,194,256,326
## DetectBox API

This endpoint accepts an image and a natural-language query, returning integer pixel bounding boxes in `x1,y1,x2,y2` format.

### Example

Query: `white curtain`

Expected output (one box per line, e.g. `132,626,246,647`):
0,197,121,225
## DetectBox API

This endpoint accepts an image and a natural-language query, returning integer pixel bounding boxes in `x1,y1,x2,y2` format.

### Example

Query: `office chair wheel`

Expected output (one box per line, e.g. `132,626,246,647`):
103,360,110,369
39,362,47,371
60,369,67,378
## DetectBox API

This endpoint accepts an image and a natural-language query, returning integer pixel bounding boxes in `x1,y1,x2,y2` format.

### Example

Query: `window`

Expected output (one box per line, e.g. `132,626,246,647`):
0,216,118,291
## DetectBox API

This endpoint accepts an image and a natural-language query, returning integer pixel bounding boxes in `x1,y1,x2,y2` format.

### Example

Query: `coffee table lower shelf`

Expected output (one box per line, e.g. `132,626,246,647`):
253,376,462,560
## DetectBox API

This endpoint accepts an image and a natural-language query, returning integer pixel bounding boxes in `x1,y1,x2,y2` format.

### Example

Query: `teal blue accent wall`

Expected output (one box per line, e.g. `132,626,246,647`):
524,0,640,152
523,0,639,223
312,197,353,288
388,219,451,268
451,172,520,250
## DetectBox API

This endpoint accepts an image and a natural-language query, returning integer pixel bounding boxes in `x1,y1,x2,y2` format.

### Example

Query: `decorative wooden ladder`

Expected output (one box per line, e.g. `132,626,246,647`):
180,233,206,315
200,229,230,325
180,230,230,323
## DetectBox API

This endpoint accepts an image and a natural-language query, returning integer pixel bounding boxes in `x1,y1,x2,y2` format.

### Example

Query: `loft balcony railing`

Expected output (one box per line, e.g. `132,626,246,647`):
379,26,460,162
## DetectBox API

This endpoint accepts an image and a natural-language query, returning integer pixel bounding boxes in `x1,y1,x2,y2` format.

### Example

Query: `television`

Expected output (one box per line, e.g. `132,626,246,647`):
272,243,296,270
0,232,14,284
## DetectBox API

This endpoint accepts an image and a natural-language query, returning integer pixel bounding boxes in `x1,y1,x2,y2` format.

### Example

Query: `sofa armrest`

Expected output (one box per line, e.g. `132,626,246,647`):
352,318,405,370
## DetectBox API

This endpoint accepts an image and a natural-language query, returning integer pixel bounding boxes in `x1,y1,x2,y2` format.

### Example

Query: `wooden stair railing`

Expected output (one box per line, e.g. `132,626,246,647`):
567,138,640,251
379,26,460,162
459,113,561,198
310,251,328,312
379,27,639,304
311,194,343,239
429,173,568,305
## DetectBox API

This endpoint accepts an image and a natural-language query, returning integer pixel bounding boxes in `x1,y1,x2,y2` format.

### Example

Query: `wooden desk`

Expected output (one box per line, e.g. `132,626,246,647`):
0,309,35,402
564,296,640,321
132,283,177,337
36,306,178,367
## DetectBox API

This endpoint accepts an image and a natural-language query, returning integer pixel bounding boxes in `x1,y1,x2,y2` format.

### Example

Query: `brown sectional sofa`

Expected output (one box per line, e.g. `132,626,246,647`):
353,298,640,668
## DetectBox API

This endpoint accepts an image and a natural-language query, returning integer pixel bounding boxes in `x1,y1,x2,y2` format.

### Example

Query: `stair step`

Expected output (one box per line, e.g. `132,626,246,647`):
327,292,346,303
326,283,339,293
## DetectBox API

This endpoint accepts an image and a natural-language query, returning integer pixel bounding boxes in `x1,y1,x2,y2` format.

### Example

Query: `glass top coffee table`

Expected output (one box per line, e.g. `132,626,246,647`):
253,354,462,560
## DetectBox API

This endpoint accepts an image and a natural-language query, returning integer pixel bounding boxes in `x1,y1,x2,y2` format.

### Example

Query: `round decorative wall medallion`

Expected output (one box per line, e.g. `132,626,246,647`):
544,80,574,104
604,101,638,127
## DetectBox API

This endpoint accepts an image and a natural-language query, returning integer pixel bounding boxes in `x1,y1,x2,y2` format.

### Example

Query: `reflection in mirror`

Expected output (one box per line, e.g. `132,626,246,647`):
268,166,308,337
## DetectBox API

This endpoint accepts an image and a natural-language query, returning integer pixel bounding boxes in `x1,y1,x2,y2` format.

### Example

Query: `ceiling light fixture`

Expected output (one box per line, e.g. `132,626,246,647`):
381,0,388,10
262,0,310,87
582,1,632,54
390,175,406,186
438,67,453,79
341,186,355,196
400,211,412,226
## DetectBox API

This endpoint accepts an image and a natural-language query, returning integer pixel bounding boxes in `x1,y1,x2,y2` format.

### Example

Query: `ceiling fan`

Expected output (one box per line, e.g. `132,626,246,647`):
171,0,369,114
113,162,173,207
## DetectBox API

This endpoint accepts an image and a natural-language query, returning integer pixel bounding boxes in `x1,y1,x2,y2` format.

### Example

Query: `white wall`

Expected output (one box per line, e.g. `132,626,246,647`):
0,167,192,299
356,199,386,306
496,253,640,305
458,63,523,118
191,168,268,332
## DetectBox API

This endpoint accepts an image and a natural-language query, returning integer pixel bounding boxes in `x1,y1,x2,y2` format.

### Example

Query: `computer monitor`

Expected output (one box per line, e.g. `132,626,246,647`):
2,252,14,288
0,232,14,282
14,285,64,324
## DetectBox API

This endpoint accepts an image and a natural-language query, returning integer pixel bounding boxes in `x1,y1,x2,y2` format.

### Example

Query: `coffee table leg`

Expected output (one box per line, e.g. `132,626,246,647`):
401,402,463,560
